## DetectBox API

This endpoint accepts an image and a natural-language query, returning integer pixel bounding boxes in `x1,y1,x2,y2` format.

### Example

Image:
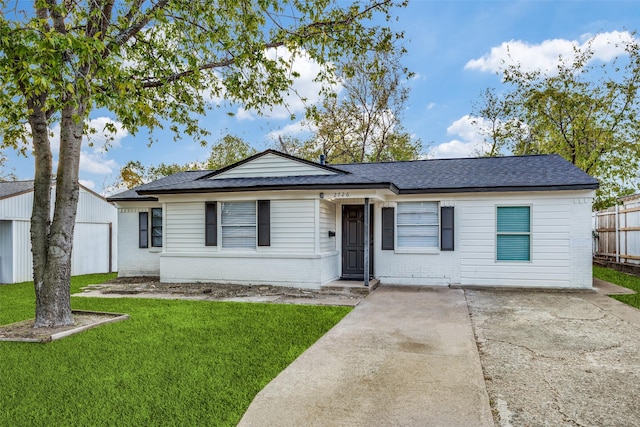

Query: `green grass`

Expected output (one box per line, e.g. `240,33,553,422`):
593,265,640,309
0,274,351,426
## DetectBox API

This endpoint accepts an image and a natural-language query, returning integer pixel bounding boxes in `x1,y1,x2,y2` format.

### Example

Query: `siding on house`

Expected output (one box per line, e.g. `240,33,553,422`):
165,202,209,253
370,191,594,289
319,200,337,254
158,199,322,285
271,200,315,253
163,199,317,254
211,153,336,179
458,193,573,287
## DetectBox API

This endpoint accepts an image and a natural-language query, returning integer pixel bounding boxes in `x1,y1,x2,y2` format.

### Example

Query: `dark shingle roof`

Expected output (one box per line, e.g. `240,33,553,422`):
332,154,599,193
0,180,109,201
0,180,35,199
107,170,212,201
108,152,598,200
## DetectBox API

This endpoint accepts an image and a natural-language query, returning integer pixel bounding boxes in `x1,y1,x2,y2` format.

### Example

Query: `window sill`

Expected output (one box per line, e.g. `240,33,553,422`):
394,248,440,255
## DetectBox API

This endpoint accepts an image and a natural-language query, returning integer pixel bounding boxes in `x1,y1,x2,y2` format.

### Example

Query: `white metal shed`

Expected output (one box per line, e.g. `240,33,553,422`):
0,181,118,284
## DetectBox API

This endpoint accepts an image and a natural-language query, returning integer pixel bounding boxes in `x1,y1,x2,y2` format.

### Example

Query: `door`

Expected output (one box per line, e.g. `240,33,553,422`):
341,205,374,279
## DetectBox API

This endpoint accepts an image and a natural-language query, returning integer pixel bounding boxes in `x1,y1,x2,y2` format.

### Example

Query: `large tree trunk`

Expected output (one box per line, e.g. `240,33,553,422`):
31,103,85,328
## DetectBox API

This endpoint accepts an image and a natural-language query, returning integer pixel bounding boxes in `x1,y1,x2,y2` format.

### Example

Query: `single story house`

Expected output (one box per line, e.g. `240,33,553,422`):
0,180,118,284
108,150,598,289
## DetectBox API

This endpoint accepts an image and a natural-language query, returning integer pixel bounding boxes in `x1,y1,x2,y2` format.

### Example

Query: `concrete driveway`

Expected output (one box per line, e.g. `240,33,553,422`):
467,281,640,426
239,287,493,427
239,281,640,426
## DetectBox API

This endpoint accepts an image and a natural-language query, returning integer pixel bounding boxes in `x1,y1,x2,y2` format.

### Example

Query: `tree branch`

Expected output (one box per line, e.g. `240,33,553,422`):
44,0,67,34
106,0,169,53
139,41,284,88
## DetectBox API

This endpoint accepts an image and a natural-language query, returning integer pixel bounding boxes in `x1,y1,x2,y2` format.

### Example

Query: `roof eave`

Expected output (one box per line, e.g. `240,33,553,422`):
138,182,399,195
106,196,159,202
399,183,599,194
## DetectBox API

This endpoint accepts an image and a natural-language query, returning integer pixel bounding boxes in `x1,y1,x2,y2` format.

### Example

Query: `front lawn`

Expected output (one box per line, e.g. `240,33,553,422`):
0,274,351,426
593,265,640,309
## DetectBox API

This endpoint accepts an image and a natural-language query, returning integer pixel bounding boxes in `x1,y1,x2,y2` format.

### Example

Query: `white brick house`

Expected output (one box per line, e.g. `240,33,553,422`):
108,150,598,289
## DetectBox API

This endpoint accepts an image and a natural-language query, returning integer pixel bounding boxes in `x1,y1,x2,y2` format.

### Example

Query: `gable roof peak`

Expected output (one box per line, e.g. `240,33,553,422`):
197,149,348,180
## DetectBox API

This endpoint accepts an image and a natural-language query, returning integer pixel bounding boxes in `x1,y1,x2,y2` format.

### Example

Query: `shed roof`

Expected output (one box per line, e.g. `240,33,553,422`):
0,180,109,201
107,151,599,201
0,180,37,200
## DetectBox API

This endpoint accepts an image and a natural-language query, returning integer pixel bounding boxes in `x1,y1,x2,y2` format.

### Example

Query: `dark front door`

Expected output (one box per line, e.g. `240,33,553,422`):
341,205,374,279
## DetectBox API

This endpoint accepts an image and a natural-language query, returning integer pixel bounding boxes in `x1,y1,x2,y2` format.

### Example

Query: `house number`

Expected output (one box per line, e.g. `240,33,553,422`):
333,192,350,198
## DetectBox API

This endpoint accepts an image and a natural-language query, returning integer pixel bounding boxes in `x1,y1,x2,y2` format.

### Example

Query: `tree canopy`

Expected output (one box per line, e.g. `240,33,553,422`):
0,0,406,327
472,34,640,209
303,48,422,163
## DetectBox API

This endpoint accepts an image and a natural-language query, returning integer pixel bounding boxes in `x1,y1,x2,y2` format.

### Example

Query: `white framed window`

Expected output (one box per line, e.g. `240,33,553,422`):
496,206,531,261
397,202,439,248
221,201,256,248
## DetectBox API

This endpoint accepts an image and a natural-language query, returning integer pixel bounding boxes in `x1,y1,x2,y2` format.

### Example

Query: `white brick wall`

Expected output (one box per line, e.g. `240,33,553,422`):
160,253,324,289
117,208,161,277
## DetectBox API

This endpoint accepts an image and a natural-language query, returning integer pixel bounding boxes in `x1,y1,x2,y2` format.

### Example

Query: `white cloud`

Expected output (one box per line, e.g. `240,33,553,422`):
465,30,636,75
236,108,256,121
267,120,314,141
429,115,489,159
237,47,341,120
84,117,129,153
43,117,127,178
80,150,119,175
79,179,96,191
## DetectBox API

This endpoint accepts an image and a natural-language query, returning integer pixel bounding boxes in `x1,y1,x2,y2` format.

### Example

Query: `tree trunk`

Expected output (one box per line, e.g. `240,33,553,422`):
31,103,85,328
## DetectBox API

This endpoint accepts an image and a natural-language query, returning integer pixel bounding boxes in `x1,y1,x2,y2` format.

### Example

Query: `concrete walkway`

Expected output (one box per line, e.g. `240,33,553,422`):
238,286,493,427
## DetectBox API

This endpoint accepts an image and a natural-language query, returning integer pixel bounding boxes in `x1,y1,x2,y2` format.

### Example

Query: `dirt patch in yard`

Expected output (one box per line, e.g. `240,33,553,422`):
0,311,128,343
76,276,364,306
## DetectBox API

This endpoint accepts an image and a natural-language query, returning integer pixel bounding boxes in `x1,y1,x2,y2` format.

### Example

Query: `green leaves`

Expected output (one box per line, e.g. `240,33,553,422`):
0,0,405,148
304,46,421,164
473,33,640,208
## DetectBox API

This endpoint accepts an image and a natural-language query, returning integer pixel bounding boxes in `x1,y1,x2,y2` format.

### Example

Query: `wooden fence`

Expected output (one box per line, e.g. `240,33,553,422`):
593,199,640,264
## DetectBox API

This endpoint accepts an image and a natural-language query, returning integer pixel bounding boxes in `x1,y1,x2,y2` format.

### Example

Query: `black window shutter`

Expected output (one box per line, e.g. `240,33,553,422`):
381,207,394,250
257,200,270,246
139,211,149,248
441,206,454,251
205,202,217,246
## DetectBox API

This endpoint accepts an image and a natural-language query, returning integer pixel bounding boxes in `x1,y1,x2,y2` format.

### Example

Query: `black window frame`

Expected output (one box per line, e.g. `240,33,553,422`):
151,207,163,247
440,206,455,251
381,207,395,250
205,202,217,246
139,211,149,248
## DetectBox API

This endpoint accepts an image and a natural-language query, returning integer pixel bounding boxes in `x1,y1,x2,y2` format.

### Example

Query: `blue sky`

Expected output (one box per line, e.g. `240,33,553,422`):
5,1,640,194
